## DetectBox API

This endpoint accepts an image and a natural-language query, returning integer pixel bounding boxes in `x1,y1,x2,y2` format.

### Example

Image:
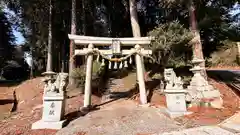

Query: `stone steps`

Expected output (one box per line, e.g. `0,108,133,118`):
101,78,126,103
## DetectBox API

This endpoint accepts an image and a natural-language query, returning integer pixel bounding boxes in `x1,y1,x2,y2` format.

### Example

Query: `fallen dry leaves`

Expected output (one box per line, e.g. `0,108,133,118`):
175,78,240,127
1,68,240,134
0,78,101,135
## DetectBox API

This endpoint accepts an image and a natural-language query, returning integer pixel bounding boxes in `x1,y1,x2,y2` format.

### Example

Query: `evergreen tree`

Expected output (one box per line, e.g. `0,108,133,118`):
0,7,15,69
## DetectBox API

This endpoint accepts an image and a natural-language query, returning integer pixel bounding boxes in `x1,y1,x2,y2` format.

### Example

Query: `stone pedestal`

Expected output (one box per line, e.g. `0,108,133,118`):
32,92,66,129
186,58,221,103
32,120,66,130
164,89,192,118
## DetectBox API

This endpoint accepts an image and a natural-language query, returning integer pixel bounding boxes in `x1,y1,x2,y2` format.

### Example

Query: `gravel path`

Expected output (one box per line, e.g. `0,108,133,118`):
56,100,180,135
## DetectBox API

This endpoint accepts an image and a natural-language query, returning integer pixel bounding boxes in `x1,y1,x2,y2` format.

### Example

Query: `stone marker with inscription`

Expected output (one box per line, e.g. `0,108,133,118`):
163,77,192,118
32,72,68,130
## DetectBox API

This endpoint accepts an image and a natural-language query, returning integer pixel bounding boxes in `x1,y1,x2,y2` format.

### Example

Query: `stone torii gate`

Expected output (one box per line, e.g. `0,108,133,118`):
68,34,153,107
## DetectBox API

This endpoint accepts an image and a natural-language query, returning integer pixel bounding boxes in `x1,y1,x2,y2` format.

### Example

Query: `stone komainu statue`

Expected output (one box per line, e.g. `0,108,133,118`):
43,72,69,94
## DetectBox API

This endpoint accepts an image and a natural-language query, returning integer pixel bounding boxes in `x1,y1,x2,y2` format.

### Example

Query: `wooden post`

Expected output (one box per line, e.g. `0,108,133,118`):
135,45,147,104
84,43,94,108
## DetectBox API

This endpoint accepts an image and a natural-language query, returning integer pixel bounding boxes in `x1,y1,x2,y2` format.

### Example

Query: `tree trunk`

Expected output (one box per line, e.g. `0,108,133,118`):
82,0,86,64
69,0,77,85
30,52,34,78
46,0,53,72
129,0,147,104
188,0,207,79
82,0,86,35
61,35,65,72
30,24,36,78
30,22,36,79
129,0,141,37
129,0,147,79
237,42,240,65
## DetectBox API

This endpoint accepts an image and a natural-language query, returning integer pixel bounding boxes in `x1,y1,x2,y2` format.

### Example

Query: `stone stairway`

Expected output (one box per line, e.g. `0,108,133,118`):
101,72,136,103
101,78,129,103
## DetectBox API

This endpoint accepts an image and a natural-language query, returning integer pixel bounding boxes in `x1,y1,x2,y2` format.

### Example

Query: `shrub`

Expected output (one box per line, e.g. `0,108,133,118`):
207,40,239,67
70,60,105,88
92,60,104,77
148,21,193,68
2,60,30,80
70,67,86,87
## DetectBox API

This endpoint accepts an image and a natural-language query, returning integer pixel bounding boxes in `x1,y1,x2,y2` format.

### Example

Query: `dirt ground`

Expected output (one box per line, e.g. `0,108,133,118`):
0,68,240,135
174,78,240,128
207,66,240,70
0,78,101,135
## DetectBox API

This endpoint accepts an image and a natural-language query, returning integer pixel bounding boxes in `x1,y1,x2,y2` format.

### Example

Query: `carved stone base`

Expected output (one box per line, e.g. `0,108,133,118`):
186,71,221,102
32,120,66,130
165,89,187,112
162,108,192,118
186,89,221,101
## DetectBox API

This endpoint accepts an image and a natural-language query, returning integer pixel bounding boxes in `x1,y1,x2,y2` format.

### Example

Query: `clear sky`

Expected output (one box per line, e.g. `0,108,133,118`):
230,3,240,17
2,6,31,66
14,30,25,45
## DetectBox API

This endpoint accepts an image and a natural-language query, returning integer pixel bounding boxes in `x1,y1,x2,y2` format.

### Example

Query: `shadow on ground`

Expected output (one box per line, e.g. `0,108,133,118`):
0,80,23,87
146,79,161,102
64,105,101,126
207,70,240,83
103,79,161,102
207,69,240,96
63,69,162,126
0,99,14,105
